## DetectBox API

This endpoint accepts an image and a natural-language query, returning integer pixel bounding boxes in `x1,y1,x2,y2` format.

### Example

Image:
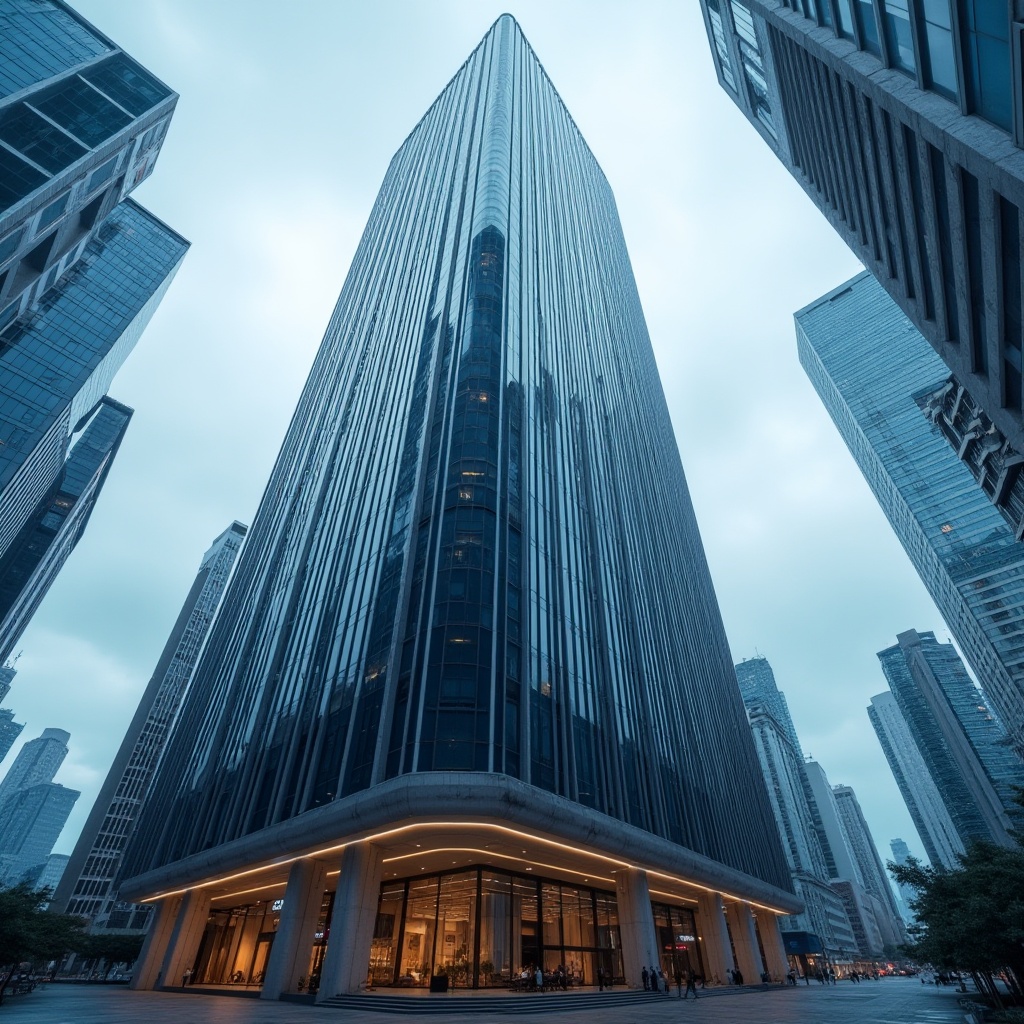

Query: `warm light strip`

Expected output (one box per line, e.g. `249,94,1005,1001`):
648,887,698,905
138,820,790,915
381,846,614,886
216,881,288,903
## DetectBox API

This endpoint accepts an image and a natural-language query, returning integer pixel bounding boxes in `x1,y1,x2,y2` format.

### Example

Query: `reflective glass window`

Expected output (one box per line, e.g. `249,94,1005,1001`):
854,0,882,54
81,54,170,116
835,0,856,39
880,0,916,74
0,104,87,174
0,145,48,212
960,0,1011,131
32,76,132,148
919,0,959,100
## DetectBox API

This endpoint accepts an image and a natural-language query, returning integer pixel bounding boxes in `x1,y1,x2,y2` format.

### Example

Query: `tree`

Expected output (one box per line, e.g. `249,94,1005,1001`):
890,832,1024,1005
0,884,86,1003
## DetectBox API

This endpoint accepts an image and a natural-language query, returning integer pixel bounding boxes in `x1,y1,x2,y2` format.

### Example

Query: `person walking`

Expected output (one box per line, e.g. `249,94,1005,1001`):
675,968,683,998
685,972,699,999
535,966,544,993
597,965,605,992
641,965,649,991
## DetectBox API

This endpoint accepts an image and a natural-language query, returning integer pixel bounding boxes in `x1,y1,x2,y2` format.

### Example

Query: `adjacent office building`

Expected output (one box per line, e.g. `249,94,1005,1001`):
0,665,23,765
878,629,1023,847
803,760,895,958
121,16,799,1002
831,785,907,948
868,690,964,868
797,273,1024,758
888,838,918,924
737,657,858,964
52,522,247,930
699,0,1024,460
0,0,187,655
0,726,78,885
0,397,132,662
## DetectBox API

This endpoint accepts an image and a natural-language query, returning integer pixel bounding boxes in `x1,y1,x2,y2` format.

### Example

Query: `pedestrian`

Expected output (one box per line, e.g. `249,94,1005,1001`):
734,968,743,985
641,965,649,991
181,967,192,988
675,968,683,998
686,972,699,999
535,966,543,993
597,965,605,992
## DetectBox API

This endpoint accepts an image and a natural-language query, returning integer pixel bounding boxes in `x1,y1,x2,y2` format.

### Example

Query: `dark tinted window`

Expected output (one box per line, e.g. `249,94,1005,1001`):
0,103,87,174
0,146,48,212
32,77,132,148
81,54,170,116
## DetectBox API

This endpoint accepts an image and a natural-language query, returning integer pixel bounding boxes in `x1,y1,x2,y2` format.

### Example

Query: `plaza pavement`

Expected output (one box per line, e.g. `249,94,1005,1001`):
0,976,971,1023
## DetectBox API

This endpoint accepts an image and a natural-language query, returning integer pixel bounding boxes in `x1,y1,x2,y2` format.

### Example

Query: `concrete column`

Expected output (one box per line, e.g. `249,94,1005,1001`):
613,867,660,989
260,858,328,1000
725,901,763,984
130,895,182,991
315,842,383,1001
159,888,211,989
696,891,731,985
759,913,789,982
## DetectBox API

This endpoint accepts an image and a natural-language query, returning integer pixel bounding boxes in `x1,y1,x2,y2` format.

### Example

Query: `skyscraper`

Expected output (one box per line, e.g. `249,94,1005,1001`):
797,272,1024,757
831,785,907,948
0,664,15,704
0,397,132,662
0,725,77,885
121,16,797,1002
735,657,803,754
52,522,247,929
0,709,23,765
888,838,918,924
745,703,859,964
0,725,69,806
0,1,187,653
868,690,964,869
878,629,1023,847
699,0,1024,456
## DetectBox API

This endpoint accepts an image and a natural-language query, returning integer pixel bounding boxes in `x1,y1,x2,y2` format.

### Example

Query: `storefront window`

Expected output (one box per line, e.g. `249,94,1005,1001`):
652,901,704,982
369,866,631,989
192,901,281,987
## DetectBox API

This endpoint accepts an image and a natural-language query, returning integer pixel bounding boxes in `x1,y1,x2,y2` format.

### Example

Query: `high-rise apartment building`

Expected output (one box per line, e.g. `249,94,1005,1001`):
797,272,1024,758
121,16,798,1002
0,709,23,764
868,690,964,868
699,0,1024,458
878,629,1023,847
0,664,15,703
0,1,187,654
52,522,247,930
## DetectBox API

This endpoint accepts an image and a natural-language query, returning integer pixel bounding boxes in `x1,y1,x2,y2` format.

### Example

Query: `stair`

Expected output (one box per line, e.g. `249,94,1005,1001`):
317,989,663,1015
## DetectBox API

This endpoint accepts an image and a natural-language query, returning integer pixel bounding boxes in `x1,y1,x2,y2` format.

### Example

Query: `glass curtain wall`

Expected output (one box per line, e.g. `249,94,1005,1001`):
368,867,627,989
191,902,281,987
651,901,705,981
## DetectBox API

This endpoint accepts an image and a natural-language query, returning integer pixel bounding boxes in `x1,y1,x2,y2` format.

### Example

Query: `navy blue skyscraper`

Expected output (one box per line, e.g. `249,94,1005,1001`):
122,17,797,1002
0,1,187,656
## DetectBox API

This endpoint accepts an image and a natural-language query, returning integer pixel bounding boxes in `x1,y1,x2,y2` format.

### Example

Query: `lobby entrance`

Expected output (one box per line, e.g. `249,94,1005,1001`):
367,866,626,989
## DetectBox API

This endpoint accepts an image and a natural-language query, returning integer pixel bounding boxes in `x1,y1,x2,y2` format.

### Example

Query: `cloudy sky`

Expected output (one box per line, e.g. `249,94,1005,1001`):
2,0,956,872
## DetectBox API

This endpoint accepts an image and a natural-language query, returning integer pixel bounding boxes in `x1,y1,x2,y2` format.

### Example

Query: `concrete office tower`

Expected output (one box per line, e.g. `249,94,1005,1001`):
803,760,885,958
745,703,859,964
0,782,78,885
878,630,1023,847
868,691,964,869
0,1,188,654
52,522,247,930
699,0,1024,461
122,16,798,1002
0,398,131,662
797,272,1024,759
831,785,907,948
889,839,918,925
0,726,69,806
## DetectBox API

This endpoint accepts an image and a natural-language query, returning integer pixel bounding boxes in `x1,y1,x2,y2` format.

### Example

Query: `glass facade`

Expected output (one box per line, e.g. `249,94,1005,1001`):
797,273,1024,760
128,15,790,895
877,630,1023,845
368,868,624,989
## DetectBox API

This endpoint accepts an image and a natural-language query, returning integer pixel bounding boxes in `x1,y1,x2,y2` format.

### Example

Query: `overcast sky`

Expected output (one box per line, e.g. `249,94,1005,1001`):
2,0,957,874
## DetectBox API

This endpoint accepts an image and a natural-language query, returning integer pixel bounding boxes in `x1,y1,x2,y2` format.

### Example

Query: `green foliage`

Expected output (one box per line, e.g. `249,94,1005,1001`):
0,884,86,980
889,838,1024,982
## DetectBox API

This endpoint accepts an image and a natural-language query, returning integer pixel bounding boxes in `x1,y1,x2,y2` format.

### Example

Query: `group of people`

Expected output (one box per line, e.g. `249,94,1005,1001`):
515,964,573,992
639,964,702,998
